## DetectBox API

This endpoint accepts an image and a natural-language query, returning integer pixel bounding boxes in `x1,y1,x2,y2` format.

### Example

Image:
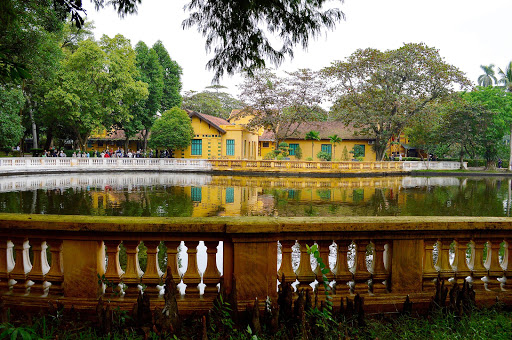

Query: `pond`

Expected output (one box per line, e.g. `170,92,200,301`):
0,172,510,217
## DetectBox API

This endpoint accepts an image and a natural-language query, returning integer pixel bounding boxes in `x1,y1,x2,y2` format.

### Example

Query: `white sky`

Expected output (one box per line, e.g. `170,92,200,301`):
83,0,512,100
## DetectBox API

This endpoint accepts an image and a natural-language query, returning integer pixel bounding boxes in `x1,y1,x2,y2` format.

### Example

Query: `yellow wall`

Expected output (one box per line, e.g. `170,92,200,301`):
260,139,377,161
174,116,259,160
86,140,140,153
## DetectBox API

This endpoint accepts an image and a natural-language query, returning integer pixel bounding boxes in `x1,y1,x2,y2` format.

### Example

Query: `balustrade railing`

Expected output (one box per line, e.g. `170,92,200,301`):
0,215,511,313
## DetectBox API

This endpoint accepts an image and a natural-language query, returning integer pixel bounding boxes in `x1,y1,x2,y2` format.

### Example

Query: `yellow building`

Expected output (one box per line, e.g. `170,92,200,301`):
258,122,377,162
86,129,143,153
174,110,259,160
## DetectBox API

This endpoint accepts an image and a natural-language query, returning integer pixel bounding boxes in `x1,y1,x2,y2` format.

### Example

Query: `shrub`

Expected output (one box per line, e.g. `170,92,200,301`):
295,145,302,160
30,148,43,157
317,150,332,161
305,157,313,161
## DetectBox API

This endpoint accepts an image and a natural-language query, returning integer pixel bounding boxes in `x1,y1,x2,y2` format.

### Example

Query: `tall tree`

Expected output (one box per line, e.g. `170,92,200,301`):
123,41,164,152
323,43,471,160
45,35,148,150
237,68,324,147
305,130,320,159
499,62,512,91
152,40,182,111
149,108,194,152
0,87,25,150
478,64,498,87
328,134,342,160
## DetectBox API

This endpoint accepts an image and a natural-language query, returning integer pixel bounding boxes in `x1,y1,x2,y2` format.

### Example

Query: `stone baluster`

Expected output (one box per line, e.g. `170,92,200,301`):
45,240,64,296
437,239,454,280
422,239,438,291
182,241,201,298
9,238,32,295
353,240,371,294
0,240,10,293
453,239,471,285
203,241,221,298
314,240,334,296
295,240,316,291
371,240,389,294
142,241,163,298
469,240,487,291
487,239,504,291
277,240,296,282
165,240,181,293
122,241,143,298
103,240,124,295
27,239,50,296
333,240,352,295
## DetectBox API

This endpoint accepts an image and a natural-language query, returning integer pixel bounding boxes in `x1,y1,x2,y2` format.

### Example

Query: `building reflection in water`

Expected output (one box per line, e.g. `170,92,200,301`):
0,173,509,217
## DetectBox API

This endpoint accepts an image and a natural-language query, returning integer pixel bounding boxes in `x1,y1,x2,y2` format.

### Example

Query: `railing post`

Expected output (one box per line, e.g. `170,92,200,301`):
232,235,278,309
62,239,104,299
391,239,424,293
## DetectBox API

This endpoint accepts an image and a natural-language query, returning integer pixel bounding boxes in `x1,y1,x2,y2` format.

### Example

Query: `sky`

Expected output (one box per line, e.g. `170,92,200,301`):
83,0,512,100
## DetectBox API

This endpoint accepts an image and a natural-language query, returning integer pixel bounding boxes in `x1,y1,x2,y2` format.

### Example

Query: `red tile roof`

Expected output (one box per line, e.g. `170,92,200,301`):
258,121,374,141
186,109,231,134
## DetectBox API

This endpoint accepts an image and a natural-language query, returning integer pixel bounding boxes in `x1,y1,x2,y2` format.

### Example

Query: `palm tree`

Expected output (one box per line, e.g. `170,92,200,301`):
478,64,497,87
305,130,320,159
328,134,342,160
499,61,512,92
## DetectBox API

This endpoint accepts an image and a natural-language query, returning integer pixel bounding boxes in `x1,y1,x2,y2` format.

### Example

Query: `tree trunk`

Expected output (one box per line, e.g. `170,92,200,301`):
143,130,149,153
44,126,54,151
124,137,130,154
375,143,386,161
459,146,464,170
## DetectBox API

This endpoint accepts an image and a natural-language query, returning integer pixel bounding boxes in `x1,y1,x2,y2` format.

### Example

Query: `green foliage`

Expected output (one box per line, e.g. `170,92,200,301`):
152,40,182,111
183,0,344,82
295,144,303,160
317,150,331,161
306,157,313,161
0,323,37,340
324,43,471,160
149,107,194,151
340,146,349,161
350,145,365,158
182,89,244,119
478,64,497,87
0,87,24,149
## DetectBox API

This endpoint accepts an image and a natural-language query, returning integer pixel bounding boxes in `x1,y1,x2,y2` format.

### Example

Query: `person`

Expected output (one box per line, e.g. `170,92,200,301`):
399,154,402,161
72,152,77,157
498,158,502,168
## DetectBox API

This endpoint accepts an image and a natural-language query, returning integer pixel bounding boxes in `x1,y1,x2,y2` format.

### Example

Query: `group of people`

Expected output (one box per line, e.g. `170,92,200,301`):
40,148,174,158
41,150,67,157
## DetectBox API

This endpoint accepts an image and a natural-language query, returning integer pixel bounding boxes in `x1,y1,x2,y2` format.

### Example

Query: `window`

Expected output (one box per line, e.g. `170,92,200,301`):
226,139,235,156
262,142,269,148
353,189,364,203
191,187,202,202
289,144,299,156
98,141,104,147
226,187,234,203
191,139,202,155
353,144,365,157
321,144,332,155
288,189,300,200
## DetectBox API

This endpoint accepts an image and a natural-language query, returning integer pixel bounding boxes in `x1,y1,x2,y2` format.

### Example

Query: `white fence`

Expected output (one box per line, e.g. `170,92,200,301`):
0,157,211,174
402,161,466,170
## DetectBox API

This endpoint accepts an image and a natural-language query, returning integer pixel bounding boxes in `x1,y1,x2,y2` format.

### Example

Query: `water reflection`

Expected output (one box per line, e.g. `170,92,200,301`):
0,173,509,217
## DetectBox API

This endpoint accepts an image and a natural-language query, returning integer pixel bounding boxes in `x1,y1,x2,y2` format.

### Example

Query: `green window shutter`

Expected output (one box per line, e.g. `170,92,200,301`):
226,139,235,156
321,144,332,155
289,144,299,156
191,187,202,202
226,187,234,203
191,139,202,155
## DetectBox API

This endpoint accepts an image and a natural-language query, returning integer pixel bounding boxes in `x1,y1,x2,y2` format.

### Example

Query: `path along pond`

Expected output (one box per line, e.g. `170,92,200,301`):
0,172,510,217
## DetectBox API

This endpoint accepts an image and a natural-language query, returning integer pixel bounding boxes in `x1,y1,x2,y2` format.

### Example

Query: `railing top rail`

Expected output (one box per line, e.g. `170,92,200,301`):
1,214,512,236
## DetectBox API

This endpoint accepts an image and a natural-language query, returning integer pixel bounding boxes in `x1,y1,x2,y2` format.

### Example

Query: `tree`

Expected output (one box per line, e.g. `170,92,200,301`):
438,96,494,169
3,0,345,84
323,43,471,160
0,87,25,149
123,41,164,152
405,105,446,162
237,68,324,147
478,64,497,87
149,108,194,152
45,35,148,150
182,89,244,119
152,40,182,111
328,134,342,160
305,130,320,158
499,62,512,92
463,87,512,169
